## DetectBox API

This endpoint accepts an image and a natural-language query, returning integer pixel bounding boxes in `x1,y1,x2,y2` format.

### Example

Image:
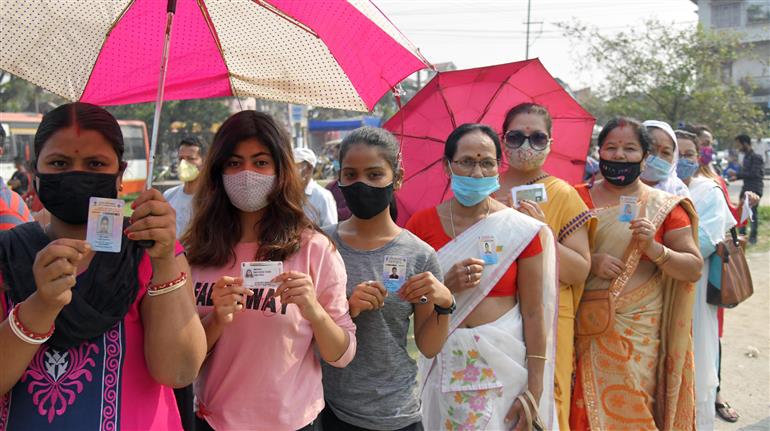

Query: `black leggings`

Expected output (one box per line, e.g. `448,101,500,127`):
319,406,423,431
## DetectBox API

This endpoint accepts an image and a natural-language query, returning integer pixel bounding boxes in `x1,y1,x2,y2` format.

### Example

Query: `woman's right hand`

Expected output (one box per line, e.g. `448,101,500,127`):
211,276,253,325
32,239,90,310
590,252,625,279
348,281,387,318
444,258,485,292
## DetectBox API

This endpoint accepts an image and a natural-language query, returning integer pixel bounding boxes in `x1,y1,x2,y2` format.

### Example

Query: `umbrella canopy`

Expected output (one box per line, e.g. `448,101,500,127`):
383,59,595,225
0,0,428,112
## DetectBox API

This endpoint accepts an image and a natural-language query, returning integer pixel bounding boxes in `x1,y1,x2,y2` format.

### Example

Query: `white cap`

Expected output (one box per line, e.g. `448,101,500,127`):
293,147,317,167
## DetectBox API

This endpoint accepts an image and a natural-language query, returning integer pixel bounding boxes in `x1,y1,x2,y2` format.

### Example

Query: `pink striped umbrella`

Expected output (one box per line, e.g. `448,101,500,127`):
1,0,429,185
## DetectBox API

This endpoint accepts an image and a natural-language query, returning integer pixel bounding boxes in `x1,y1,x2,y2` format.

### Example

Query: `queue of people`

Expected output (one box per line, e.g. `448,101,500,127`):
0,101,762,431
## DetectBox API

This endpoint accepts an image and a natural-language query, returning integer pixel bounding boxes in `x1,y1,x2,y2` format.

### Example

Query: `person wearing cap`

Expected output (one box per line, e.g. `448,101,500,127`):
294,147,338,227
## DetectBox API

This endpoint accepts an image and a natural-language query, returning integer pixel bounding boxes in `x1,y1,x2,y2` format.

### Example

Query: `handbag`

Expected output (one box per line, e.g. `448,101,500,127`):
706,227,753,308
575,287,616,337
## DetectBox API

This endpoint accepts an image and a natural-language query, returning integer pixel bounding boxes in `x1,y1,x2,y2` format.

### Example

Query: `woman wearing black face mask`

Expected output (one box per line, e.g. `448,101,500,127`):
570,117,701,430
0,103,206,430
321,127,452,431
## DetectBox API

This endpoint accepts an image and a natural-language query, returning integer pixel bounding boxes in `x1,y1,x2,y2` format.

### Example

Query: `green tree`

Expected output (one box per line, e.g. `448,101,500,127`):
560,20,769,145
0,71,65,113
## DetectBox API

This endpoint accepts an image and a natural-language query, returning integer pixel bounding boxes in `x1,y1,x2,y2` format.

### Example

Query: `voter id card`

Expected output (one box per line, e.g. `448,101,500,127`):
86,197,124,253
478,235,499,265
383,255,407,292
242,261,283,289
618,196,639,223
511,183,548,207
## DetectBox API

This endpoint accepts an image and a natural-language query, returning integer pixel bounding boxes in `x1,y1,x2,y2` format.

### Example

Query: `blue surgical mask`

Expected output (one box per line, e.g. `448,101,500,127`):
450,173,500,207
640,155,672,182
676,159,699,180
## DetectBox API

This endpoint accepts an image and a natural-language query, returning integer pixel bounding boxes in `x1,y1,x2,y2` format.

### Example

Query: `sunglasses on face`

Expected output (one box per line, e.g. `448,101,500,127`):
503,130,550,150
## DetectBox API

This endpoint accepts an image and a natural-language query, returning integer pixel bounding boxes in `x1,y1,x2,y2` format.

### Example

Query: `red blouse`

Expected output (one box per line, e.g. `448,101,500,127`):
405,207,541,297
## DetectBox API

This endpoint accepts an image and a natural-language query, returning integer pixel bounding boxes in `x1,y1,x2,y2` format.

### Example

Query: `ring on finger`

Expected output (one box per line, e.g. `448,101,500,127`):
419,295,428,304
465,265,470,275
467,273,471,283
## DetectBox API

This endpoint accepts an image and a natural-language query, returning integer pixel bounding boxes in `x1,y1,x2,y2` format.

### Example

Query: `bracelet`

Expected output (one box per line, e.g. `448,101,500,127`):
652,246,671,266
9,304,54,345
147,272,188,297
526,354,548,361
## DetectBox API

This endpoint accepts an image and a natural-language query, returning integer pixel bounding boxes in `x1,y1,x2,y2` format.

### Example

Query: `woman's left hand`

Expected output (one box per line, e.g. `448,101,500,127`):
125,188,176,259
399,272,453,308
273,271,324,323
516,200,546,223
630,217,657,256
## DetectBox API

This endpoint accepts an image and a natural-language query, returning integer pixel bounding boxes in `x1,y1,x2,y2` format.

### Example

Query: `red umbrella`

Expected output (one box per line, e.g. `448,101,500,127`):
384,59,595,225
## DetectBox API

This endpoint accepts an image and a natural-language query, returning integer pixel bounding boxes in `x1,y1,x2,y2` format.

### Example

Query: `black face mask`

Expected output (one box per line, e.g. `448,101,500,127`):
599,159,642,187
36,172,119,225
338,181,394,220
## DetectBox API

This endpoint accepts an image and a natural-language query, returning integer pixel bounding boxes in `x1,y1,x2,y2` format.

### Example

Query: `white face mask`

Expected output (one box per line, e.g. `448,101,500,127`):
178,159,200,183
223,170,276,212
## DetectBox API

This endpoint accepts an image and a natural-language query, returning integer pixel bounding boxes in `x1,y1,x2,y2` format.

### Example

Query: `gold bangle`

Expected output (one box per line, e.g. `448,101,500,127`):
526,354,547,360
652,246,671,266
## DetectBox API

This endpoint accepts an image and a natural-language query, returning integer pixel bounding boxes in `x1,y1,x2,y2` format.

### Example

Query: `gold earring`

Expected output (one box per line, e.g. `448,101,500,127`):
119,184,124,191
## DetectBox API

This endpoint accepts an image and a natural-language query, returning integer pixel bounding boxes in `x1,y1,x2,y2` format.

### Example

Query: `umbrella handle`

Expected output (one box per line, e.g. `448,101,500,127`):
139,0,176,249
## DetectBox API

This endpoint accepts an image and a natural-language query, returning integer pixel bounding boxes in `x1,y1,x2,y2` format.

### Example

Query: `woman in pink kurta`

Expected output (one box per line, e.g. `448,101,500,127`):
184,111,356,431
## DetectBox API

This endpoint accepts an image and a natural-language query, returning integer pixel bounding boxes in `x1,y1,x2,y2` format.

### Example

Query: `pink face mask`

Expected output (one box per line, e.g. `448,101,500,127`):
700,146,713,166
505,142,551,172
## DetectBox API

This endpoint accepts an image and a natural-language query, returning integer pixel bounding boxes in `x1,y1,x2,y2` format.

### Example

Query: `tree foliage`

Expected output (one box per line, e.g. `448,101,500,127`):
560,20,769,144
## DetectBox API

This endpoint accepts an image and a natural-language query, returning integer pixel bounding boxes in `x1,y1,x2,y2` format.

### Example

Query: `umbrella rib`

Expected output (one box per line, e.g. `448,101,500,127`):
435,74,457,129
476,75,513,125
197,0,239,99
254,1,319,38
404,157,444,182
390,133,445,144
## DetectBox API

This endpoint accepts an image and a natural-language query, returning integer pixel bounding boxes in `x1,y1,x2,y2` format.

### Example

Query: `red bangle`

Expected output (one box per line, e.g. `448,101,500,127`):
11,304,55,342
148,272,187,292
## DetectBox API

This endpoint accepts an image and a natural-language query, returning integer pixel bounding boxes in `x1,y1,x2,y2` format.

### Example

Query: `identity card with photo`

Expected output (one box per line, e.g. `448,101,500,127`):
617,196,639,223
86,197,124,253
383,255,408,292
242,261,283,289
511,183,548,207
478,235,499,265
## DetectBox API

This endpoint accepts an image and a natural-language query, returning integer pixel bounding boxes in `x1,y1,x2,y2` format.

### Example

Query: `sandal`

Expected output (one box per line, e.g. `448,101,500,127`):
715,401,739,423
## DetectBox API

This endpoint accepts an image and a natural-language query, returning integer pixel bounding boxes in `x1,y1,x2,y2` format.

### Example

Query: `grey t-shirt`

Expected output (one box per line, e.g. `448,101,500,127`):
321,226,443,430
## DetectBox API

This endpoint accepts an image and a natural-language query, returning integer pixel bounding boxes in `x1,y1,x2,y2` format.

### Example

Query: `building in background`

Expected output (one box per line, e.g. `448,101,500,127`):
692,0,770,109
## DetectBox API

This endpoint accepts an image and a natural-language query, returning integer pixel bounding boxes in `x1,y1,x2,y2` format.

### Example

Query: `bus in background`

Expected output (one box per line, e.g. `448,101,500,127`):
0,112,150,195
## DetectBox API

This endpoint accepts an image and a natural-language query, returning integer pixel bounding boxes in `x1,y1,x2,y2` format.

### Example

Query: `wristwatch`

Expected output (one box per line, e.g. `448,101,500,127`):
434,296,456,315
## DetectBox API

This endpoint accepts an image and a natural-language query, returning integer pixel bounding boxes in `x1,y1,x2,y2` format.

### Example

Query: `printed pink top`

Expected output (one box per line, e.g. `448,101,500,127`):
192,231,356,431
0,244,186,431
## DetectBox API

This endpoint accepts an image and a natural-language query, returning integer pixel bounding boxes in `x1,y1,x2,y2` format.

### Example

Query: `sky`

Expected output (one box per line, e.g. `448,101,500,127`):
374,0,699,91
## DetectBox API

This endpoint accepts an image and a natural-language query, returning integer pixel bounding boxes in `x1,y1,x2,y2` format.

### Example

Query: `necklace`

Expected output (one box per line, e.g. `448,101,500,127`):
525,173,550,185
449,198,491,239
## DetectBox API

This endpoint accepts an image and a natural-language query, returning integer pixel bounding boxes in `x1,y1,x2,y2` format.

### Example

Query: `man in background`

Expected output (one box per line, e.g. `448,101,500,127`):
729,134,764,245
293,147,337,227
163,135,205,239
0,131,33,230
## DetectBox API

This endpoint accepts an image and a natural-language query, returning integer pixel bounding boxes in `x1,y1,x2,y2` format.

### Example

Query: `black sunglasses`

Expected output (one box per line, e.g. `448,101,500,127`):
504,130,550,150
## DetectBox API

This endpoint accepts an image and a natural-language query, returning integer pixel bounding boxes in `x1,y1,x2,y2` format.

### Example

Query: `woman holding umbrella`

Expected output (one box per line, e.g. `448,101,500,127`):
406,123,557,430
496,102,595,430
570,117,701,430
184,111,356,431
0,102,207,430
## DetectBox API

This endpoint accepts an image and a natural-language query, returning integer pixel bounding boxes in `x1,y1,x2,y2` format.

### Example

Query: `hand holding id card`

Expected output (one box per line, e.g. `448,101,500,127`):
383,255,407,292
510,183,548,207
618,196,639,223
86,197,124,253
478,235,499,265
242,261,283,289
